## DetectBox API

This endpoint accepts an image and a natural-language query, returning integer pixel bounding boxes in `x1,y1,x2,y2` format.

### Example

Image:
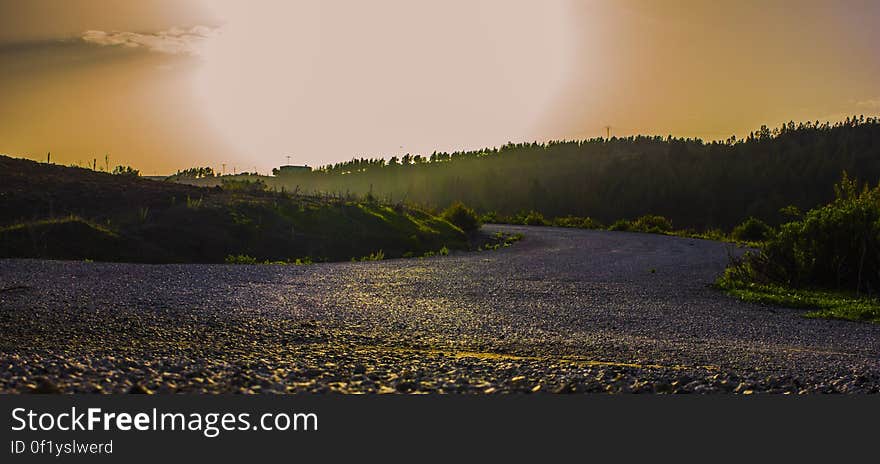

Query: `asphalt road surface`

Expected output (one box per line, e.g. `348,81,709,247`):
2,225,878,393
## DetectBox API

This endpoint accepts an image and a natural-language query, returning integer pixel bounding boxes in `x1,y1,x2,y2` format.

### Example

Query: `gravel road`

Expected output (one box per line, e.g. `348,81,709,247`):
2,225,879,393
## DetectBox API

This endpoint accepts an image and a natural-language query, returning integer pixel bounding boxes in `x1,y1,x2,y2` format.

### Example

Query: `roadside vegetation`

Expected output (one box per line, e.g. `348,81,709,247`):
480,210,766,247
717,173,880,323
477,232,523,251
441,201,481,232
223,232,522,265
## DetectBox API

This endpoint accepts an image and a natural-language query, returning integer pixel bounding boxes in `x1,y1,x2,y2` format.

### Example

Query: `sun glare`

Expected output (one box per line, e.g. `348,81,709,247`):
191,0,574,169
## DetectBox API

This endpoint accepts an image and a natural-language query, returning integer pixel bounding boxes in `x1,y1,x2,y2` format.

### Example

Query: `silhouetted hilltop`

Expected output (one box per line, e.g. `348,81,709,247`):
0,156,203,225
0,156,466,263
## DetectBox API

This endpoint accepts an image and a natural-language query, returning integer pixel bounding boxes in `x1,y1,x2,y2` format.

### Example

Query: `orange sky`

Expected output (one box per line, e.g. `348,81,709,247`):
1,0,878,174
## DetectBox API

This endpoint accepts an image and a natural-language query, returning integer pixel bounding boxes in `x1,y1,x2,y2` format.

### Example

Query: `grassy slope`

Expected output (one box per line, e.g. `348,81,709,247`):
716,271,880,323
0,156,467,263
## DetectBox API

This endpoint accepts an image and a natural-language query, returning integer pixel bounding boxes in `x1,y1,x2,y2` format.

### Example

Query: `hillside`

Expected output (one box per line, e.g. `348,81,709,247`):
0,156,467,263
223,118,880,230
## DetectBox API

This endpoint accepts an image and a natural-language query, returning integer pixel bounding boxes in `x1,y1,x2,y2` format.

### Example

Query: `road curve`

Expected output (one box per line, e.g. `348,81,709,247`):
1,225,878,393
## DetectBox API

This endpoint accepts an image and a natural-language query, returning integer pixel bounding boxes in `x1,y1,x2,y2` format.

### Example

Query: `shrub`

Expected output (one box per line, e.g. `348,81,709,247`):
552,215,578,228
480,211,500,224
360,250,384,261
170,167,215,179
221,178,267,193
607,215,672,233
225,254,258,264
112,165,139,177
523,210,548,226
632,215,673,233
442,201,481,232
731,217,772,242
608,219,633,231
779,205,802,218
697,228,729,241
363,190,378,204
731,173,880,293
553,215,603,229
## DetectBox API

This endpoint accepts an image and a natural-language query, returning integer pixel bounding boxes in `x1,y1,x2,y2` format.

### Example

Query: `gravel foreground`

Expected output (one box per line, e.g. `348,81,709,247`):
2,225,879,394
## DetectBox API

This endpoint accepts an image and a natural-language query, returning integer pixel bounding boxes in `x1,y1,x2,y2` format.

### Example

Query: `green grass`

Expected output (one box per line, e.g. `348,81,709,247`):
0,215,130,262
716,276,880,323
478,232,523,251
669,229,762,247
485,212,762,246
0,215,115,235
225,254,314,265
359,250,385,261
225,254,259,264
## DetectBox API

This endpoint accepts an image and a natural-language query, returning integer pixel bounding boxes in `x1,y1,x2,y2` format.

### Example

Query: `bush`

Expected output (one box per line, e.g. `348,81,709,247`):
360,250,385,261
441,201,481,232
607,215,672,233
553,215,603,229
221,178,267,193
169,167,215,179
731,217,773,242
580,217,604,229
731,173,880,293
632,215,673,233
225,254,258,264
480,211,500,224
523,210,548,226
112,165,139,177
696,228,729,241
779,205,802,219
608,219,633,231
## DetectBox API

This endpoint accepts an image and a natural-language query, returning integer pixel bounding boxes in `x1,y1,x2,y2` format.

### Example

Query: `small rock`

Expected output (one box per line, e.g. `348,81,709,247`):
129,384,152,394
30,379,61,394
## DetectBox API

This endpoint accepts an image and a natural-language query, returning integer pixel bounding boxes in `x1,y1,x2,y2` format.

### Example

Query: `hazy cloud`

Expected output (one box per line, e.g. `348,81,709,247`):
81,26,217,55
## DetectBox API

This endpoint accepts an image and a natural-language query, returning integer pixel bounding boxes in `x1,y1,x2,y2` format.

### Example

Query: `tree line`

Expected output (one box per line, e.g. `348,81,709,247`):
269,116,880,230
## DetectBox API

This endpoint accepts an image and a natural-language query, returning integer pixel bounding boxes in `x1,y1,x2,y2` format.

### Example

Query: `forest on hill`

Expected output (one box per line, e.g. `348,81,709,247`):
264,117,880,230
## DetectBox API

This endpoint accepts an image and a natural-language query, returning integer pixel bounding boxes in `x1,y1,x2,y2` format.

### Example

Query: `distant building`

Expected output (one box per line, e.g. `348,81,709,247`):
273,165,312,176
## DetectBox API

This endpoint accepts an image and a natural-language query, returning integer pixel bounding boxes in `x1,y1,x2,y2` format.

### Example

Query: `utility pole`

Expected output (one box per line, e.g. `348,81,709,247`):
104,154,110,172
286,155,292,166
93,158,97,170
47,152,51,164
605,126,612,140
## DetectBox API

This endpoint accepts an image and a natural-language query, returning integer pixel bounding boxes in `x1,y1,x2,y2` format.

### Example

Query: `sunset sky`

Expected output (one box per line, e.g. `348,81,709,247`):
1,0,878,174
